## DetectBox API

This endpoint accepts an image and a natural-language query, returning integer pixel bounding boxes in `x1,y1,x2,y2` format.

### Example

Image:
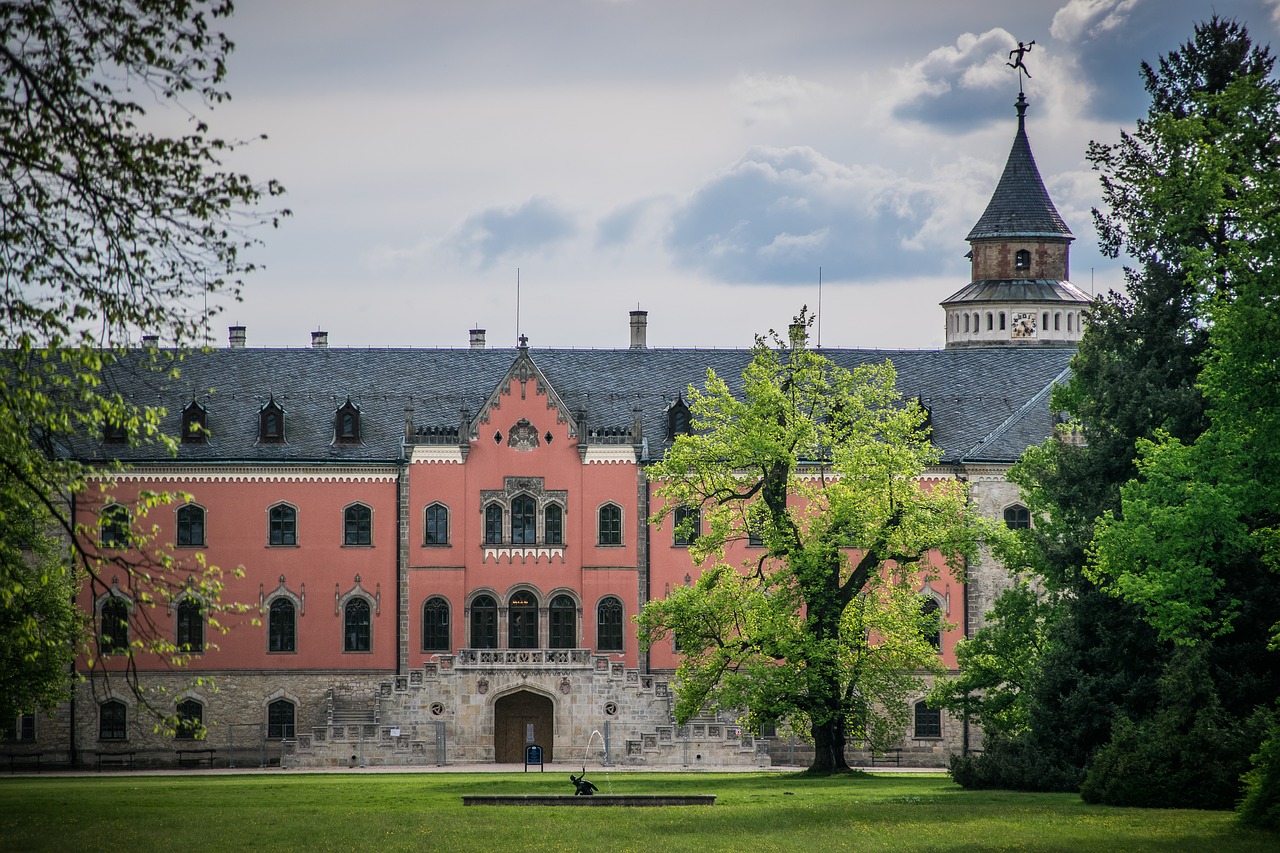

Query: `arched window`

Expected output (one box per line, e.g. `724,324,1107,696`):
176,699,203,740
470,595,497,649
986,312,993,331
99,701,127,740
267,699,296,739
344,504,372,546
549,595,576,649
598,504,622,546
920,598,942,651
1067,313,1073,332
100,597,129,655
999,311,1006,331
914,700,942,739
269,504,297,546
1042,311,1050,330
176,599,204,653
972,313,979,333
673,506,700,547
1015,249,1030,271
667,395,692,439
508,592,538,649
511,495,536,545
596,597,624,652
422,597,450,651
544,504,563,545
425,504,449,545
1004,504,1031,530
1054,312,1061,331
963,313,970,333
99,504,130,549
343,599,371,652
177,504,205,547
268,599,296,653
182,401,207,443
484,504,503,545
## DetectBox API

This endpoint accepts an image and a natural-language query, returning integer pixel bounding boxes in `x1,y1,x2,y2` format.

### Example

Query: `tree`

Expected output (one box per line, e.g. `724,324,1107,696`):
637,316,989,773
942,18,1280,801
1,1,284,720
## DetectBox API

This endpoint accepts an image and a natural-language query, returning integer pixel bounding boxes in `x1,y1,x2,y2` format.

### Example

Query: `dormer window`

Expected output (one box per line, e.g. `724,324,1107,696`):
182,401,208,444
258,397,285,444
335,397,361,444
667,395,692,440
1015,249,1031,272
102,421,127,444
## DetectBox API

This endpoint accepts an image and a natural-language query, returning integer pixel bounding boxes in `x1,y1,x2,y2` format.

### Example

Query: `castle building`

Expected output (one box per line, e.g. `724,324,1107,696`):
6,97,1087,769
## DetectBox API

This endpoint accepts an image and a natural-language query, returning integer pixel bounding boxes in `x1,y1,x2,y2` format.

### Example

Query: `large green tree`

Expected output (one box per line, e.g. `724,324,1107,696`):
939,18,1280,803
1,1,284,721
637,317,989,773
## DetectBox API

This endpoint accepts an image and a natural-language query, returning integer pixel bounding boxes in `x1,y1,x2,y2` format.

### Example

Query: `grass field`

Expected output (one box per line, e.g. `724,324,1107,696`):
0,770,1274,852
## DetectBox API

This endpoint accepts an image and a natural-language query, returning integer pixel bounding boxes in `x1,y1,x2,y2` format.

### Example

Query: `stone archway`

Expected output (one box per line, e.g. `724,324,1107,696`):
493,690,554,763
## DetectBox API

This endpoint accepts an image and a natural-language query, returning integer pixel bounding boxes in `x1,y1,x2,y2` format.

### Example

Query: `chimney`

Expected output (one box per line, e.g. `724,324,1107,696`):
228,325,246,349
311,330,329,349
629,310,648,349
788,322,807,350
469,328,486,350
141,334,160,348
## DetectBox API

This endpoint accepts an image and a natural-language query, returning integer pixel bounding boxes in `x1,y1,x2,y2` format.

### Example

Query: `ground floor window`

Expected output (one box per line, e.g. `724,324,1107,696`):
914,701,942,739
99,701,127,740
267,699,296,739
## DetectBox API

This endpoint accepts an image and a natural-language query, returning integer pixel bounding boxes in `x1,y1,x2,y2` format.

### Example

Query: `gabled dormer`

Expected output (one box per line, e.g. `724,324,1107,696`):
258,396,285,444
182,400,208,444
335,396,361,445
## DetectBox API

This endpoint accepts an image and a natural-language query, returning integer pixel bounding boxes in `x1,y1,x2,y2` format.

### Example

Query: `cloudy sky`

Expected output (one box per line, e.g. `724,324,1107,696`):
201,0,1280,350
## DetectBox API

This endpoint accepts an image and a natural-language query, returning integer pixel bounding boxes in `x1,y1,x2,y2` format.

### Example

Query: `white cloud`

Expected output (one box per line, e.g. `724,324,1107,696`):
731,72,836,126
1050,0,1142,43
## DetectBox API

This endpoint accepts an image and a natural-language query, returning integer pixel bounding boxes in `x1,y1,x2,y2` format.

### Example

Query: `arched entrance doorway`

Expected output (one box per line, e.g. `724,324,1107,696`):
493,690,554,763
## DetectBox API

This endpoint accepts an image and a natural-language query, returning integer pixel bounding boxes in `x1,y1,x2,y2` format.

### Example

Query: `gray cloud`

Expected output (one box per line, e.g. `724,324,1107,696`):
447,197,578,268
665,146,953,285
892,29,1023,130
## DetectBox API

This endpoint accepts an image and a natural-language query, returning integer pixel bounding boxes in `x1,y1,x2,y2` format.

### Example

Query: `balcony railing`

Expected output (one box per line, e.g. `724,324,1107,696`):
454,648,594,668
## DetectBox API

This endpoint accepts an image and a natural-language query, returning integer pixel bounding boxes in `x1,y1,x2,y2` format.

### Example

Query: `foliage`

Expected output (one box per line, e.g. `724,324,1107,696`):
948,731,1083,793
1080,647,1272,810
929,579,1053,737
1240,715,1280,830
0,1,283,718
637,313,990,773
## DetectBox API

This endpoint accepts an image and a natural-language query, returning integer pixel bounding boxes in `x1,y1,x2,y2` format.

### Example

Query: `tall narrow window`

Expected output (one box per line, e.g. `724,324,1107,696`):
484,504,503,545
920,597,942,651
269,504,297,546
470,595,497,649
914,701,942,739
344,504,372,546
334,397,361,444
268,598,296,653
175,699,203,740
99,701,127,741
511,495,536,544
549,595,576,649
176,599,204,653
425,504,449,545
176,504,205,547
267,699,296,739
344,599,371,652
596,597,624,652
508,592,538,649
100,504,130,549
673,506,700,547
100,597,129,654
422,597,450,651
182,401,208,443
1004,505,1031,530
999,311,1006,331
259,397,285,443
544,504,563,545
598,504,622,546
667,396,692,439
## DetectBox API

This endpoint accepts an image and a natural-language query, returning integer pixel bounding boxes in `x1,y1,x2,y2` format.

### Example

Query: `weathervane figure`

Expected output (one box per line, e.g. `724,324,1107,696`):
1007,39,1035,90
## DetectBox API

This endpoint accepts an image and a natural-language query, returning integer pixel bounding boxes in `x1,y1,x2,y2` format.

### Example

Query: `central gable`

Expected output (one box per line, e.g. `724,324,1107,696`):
472,346,579,440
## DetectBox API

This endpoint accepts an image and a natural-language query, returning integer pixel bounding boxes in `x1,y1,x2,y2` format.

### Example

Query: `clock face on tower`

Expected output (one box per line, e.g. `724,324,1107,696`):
1011,312,1037,339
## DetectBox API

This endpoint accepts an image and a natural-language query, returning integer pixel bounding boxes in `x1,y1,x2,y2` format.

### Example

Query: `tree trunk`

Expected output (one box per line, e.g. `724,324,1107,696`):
809,716,851,773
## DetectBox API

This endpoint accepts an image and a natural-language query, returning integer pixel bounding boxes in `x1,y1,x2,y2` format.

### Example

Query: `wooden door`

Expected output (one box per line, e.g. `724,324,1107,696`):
493,691,554,763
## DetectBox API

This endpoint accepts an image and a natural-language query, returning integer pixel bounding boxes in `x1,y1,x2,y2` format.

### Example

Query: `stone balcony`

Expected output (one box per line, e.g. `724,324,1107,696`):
451,648,595,669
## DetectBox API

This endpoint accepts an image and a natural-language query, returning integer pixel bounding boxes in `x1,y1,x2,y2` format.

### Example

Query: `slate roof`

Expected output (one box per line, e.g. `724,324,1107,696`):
940,279,1093,306
71,345,1075,467
966,94,1073,242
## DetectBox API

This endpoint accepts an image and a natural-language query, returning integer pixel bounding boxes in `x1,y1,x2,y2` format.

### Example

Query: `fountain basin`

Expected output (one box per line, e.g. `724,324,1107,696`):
462,794,715,807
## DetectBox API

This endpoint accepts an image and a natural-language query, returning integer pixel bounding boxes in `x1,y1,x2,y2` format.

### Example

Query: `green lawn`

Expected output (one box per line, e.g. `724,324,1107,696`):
0,770,1274,852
